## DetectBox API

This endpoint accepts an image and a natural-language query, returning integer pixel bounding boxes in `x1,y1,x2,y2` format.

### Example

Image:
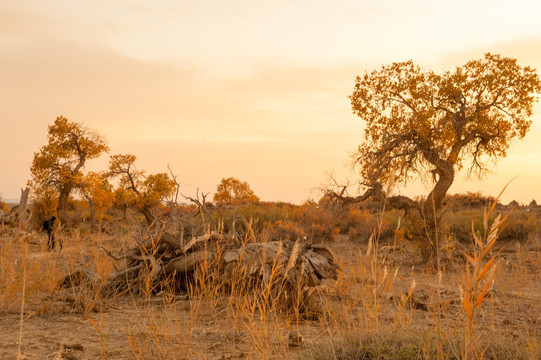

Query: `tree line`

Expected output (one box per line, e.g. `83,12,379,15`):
27,116,259,229
20,53,541,263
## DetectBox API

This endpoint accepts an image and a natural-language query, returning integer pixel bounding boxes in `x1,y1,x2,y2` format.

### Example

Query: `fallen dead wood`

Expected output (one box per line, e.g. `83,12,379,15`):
64,230,341,314
218,240,340,312
1,187,31,227
164,250,212,273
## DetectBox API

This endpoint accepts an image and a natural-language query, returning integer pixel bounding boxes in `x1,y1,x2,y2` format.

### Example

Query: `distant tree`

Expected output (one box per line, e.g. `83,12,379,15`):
112,187,136,217
108,154,176,226
349,53,540,258
213,177,259,205
80,171,115,233
28,116,109,226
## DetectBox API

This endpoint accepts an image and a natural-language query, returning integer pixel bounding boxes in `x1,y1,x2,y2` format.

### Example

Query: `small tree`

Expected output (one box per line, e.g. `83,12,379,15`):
80,171,115,233
349,54,540,258
108,154,176,227
28,116,109,226
213,177,260,205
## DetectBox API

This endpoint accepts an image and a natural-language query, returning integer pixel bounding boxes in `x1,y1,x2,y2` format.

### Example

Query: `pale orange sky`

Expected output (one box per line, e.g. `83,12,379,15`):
1,1,541,204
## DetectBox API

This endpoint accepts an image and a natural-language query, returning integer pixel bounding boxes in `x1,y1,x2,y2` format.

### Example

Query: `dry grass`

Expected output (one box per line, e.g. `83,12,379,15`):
1,206,540,359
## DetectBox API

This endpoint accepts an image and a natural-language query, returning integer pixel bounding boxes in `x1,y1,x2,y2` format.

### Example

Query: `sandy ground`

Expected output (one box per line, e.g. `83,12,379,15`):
1,234,540,359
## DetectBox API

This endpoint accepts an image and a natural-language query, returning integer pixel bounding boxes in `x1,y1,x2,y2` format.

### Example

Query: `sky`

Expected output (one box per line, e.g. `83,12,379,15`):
1,0,541,204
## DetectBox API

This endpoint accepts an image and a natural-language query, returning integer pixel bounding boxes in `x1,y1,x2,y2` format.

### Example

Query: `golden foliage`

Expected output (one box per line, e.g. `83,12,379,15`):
108,154,176,211
80,171,115,230
30,187,59,221
28,116,109,222
29,116,109,192
350,53,541,186
213,177,260,205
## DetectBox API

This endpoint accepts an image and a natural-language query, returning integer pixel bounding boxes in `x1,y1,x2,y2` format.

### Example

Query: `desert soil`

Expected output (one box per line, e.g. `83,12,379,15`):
1,234,540,359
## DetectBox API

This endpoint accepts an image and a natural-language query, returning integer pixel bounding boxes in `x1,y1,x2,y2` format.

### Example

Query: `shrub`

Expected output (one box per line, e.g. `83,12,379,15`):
262,219,306,241
442,208,539,243
443,192,497,209
499,210,538,241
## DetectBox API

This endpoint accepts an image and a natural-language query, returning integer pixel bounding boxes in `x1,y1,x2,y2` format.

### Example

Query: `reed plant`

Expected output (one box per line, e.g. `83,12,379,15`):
461,197,506,359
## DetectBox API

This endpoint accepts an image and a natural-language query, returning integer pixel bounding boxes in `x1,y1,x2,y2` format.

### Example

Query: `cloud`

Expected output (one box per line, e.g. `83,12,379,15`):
0,32,363,201
2,0,541,204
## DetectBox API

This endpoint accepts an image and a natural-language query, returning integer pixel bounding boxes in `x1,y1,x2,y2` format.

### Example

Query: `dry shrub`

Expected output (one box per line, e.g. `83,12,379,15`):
499,210,538,241
442,209,485,243
210,201,337,242
263,219,306,240
443,208,539,243
346,208,374,240
443,192,497,209
0,199,8,213
293,201,337,241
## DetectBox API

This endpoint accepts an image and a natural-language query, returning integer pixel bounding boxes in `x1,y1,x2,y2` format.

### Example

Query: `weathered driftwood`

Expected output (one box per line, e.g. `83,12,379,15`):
1,187,31,227
216,240,340,312
220,240,339,288
164,250,211,273
66,230,340,313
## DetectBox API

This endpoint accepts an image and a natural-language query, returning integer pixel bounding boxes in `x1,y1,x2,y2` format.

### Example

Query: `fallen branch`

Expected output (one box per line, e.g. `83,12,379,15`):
66,229,341,314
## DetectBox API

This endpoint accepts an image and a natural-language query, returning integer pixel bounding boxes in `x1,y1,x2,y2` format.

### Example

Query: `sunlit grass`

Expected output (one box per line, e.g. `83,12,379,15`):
1,203,540,359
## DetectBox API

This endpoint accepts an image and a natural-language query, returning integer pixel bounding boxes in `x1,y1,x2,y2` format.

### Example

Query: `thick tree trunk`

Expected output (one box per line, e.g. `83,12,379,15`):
423,164,455,220
57,156,86,228
420,161,455,263
140,205,155,228
57,183,73,227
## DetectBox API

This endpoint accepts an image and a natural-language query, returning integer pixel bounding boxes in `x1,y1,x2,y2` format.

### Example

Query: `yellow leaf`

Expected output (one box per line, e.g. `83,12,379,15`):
474,281,492,307
478,257,496,281
464,294,472,319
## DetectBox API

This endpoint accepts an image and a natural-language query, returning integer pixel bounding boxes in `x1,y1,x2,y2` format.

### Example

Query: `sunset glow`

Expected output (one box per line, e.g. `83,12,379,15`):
2,0,541,203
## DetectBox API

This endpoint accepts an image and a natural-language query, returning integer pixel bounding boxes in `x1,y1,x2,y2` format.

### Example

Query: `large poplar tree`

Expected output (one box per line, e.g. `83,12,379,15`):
29,116,109,225
350,53,540,258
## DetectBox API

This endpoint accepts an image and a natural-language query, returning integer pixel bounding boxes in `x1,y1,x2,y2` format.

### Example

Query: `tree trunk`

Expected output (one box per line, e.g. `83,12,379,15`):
57,183,73,227
423,167,454,219
57,155,86,228
0,187,31,227
420,161,455,263
85,196,97,233
140,205,155,228
19,187,30,212
17,188,31,228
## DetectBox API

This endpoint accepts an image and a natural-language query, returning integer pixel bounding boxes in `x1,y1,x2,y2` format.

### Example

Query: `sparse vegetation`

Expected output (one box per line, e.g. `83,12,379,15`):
2,53,541,358
1,187,540,359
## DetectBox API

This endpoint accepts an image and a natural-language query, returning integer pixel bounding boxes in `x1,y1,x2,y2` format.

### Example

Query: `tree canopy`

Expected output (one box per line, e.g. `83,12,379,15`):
214,177,260,205
350,53,540,216
80,171,115,233
108,154,176,226
28,116,109,225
